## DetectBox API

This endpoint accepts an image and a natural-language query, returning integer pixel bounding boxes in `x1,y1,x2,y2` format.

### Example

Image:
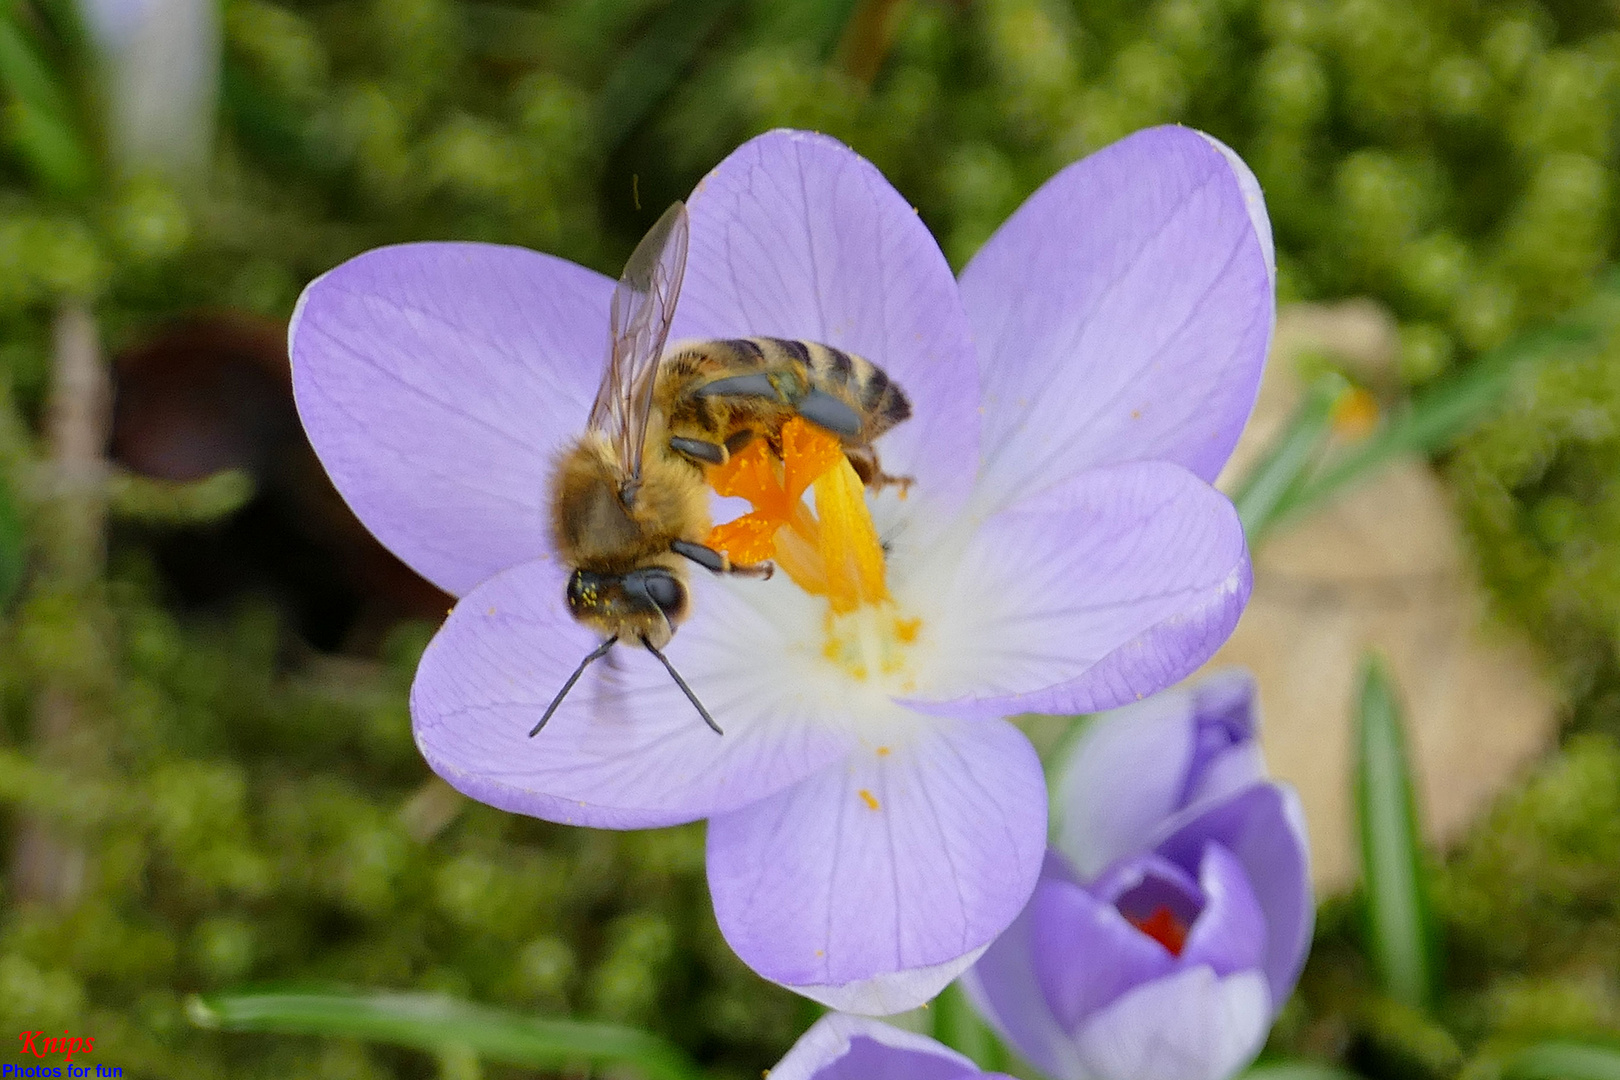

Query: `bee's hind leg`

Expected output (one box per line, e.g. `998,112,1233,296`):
671,539,774,580
845,446,914,497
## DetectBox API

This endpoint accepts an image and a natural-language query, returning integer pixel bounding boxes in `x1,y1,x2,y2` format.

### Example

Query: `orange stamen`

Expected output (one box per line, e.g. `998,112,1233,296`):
706,419,890,613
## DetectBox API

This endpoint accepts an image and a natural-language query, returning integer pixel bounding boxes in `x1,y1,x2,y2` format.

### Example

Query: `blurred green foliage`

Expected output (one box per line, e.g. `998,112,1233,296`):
0,0,1615,1077
1283,733,1620,1079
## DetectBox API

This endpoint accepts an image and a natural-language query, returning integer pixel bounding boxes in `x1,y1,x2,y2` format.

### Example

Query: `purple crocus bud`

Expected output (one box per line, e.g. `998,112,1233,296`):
289,127,1274,1012
771,1013,1013,1080
961,671,1313,1080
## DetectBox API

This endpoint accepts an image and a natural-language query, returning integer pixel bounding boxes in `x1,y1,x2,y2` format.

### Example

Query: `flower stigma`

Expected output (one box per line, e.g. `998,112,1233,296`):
1126,904,1189,956
707,418,921,685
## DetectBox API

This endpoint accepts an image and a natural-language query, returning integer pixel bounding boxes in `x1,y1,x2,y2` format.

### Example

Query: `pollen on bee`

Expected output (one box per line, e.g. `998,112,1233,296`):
858,789,881,811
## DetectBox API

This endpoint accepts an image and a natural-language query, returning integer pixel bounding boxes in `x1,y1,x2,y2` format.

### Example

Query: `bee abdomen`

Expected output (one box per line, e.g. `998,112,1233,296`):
802,341,910,437
743,338,911,439
662,337,913,447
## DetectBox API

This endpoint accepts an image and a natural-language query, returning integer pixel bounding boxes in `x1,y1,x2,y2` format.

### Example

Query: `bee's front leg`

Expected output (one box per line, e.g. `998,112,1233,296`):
671,539,774,580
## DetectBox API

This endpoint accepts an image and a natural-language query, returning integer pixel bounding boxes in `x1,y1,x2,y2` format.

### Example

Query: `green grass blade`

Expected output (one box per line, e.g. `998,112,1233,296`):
0,12,94,196
0,11,71,118
1354,656,1437,1010
931,982,1005,1071
0,472,25,609
1502,1040,1620,1080
1271,320,1594,527
188,990,702,1080
1233,371,1348,546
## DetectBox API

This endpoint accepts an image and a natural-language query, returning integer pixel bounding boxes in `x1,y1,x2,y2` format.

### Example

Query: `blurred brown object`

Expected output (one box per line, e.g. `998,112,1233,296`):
1208,301,1559,892
109,313,448,650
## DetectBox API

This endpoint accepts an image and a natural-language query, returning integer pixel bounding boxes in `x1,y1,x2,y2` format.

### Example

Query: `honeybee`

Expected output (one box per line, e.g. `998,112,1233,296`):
537,202,912,737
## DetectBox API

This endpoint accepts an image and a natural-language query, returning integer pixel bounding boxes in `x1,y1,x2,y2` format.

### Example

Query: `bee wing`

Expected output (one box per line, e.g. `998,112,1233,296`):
587,201,689,482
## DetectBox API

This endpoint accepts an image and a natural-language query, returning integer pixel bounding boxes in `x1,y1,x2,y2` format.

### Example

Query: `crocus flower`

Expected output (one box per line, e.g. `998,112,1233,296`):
772,1012,1012,1080
960,670,1313,1080
289,126,1274,1012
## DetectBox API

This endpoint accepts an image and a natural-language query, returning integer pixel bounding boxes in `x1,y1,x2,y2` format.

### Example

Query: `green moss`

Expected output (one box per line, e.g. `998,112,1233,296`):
0,0,1616,1075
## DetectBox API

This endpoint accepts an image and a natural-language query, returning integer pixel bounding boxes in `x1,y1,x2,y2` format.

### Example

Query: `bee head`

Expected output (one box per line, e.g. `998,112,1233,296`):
566,567,688,649
535,563,719,739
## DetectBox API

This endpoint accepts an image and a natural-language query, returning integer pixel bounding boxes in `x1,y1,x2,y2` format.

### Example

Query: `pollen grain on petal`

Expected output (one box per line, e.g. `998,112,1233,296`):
858,788,881,811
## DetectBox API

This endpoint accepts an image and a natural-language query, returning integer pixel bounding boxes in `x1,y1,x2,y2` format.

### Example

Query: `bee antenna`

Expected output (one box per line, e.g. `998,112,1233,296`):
530,636,619,737
643,638,722,736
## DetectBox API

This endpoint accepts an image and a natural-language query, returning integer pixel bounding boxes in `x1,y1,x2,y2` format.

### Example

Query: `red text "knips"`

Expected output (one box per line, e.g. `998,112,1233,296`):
15,1032,94,1062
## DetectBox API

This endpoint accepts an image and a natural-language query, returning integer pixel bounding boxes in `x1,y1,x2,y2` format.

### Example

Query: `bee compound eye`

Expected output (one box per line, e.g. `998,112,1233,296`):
643,572,685,617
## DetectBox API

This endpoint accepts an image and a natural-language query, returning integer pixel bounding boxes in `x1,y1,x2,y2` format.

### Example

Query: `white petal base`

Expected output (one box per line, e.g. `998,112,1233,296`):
786,945,989,1016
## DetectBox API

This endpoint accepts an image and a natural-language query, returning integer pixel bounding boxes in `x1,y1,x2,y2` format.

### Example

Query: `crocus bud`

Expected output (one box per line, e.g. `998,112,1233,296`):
770,1012,1013,1080
961,670,1312,1080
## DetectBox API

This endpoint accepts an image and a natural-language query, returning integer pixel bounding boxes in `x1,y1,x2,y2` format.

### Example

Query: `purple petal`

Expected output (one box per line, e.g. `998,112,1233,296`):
1154,785,1314,1007
904,462,1251,720
960,126,1274,514
1054,670,1267,877
1029,871,1177,1030
707,718,1046,1014
959,854,1089,1080
1053,690,1201,879
1072,967,1271,1080
1182,670,1267,808
770,1015,989,1080
291,243,612,596
672,129,981,513
411,558,854,829
1176,843,1266,979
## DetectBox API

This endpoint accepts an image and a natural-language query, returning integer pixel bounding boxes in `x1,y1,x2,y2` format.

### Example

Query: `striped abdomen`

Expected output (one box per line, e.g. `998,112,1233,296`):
657,337,911,449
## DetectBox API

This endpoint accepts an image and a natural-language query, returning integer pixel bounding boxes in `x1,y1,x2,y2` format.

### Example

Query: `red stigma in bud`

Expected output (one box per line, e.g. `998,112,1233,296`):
1127,904,1188,956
